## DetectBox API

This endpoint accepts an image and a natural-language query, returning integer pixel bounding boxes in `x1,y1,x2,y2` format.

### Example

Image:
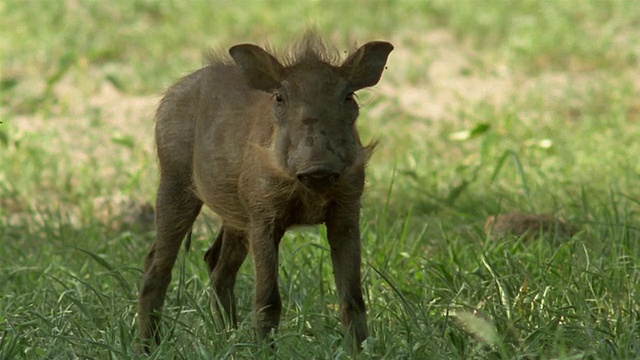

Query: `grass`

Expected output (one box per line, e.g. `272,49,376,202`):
2,0,640,358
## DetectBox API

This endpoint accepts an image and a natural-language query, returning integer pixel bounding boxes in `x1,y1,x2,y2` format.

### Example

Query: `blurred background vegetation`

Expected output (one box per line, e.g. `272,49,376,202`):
1,1,639,358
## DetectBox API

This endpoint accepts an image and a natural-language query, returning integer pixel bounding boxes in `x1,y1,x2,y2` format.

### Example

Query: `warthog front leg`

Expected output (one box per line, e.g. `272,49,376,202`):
249,222,285,341
326,207,367,351
205,226,248,328
137,179,202,352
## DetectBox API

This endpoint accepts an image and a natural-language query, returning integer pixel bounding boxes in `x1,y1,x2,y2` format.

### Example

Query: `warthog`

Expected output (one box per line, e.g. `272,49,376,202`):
137,32,393,352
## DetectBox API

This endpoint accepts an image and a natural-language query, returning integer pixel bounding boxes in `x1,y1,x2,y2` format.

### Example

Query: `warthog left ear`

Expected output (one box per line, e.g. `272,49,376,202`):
341,41,394,91
229,44,284,92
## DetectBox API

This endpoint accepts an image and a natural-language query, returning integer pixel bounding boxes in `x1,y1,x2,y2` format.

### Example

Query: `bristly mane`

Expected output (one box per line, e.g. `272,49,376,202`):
282,30,341,67
206,30,346,68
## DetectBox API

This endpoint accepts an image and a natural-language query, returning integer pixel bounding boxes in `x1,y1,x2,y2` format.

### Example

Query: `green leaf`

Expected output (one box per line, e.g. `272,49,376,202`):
449,123,491,141
111,134,135,149
0,77,19,91
470,122,490,137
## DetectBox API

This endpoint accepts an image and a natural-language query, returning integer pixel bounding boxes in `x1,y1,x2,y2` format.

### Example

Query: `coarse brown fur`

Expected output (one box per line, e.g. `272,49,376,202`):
137,32,393,354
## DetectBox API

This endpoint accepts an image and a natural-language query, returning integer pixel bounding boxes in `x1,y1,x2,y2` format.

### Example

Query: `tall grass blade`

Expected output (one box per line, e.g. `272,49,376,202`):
481,256,512,320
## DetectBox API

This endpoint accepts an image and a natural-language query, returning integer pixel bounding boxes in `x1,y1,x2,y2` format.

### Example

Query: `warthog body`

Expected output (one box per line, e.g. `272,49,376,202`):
137,32,393,352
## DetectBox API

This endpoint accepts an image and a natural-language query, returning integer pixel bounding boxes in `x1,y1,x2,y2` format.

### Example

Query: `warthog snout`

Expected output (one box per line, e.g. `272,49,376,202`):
137,31,393,355
296,166,341,189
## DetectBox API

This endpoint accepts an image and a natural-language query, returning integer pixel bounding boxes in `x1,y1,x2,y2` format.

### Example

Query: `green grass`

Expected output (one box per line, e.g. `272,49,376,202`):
2,0,640,358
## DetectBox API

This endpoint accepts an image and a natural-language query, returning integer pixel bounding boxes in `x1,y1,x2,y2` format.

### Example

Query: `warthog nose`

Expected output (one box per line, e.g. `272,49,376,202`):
296,168,341,189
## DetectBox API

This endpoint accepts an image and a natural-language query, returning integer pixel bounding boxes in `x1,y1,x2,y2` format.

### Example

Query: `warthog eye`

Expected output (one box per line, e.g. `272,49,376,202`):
274,92,284,103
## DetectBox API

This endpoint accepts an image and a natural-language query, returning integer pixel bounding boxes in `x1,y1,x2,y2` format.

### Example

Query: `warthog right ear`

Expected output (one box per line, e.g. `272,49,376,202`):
229,44,284,92
341,41,394,91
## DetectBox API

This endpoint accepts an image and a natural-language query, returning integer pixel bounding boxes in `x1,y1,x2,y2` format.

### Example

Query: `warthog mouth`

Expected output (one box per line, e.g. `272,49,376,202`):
295,166,341,190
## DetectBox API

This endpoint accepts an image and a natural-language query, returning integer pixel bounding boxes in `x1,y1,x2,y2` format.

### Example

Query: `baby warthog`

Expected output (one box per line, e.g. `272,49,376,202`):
137,32,393,352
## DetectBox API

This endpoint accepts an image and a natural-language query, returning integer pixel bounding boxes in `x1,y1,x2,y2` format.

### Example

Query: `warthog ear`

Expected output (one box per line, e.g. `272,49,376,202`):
341,41,394,91
229,44,284,92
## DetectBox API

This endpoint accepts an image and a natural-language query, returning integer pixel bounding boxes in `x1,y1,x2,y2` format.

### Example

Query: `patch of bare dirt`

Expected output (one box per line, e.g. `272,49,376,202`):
13,71,158,156
379,30,513,120
376,29,640,122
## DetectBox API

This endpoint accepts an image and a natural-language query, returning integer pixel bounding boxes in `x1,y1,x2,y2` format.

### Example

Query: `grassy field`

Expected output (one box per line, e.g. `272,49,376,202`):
2,0,640,358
